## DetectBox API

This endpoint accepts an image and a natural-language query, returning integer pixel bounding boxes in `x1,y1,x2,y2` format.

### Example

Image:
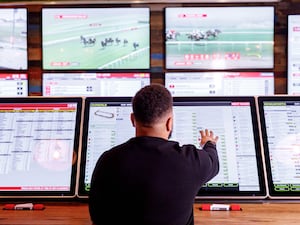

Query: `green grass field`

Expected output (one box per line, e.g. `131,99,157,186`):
43,17,150,69
166,29,274,69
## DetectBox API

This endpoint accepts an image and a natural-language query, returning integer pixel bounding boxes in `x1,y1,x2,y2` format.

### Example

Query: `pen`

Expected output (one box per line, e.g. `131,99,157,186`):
3,203,45,210
200,204,241,211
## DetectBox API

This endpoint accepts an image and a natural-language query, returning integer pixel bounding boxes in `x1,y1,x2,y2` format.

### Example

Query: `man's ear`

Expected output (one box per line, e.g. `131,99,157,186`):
130,113,135,127
166,115,173,132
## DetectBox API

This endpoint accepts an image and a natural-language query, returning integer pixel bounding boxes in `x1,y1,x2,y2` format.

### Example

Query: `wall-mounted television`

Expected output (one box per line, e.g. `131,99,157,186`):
42,7,150,70
0,8,27,70
77,96,267,199
0,97,82,198
0,73,28,96
42,72,150,96
165,72,274,96
165,6,274,70
287,15,300,95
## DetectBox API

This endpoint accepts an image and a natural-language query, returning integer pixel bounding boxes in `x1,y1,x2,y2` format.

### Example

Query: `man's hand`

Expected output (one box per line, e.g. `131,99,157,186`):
199,129,219,148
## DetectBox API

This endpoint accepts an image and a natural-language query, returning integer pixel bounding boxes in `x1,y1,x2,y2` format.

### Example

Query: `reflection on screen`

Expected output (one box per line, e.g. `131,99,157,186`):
0,8,28,70
0,100,80,196
43,73,150,96
165,72,274,96
259,97,300,197
171,97,265,197
0,73,28,96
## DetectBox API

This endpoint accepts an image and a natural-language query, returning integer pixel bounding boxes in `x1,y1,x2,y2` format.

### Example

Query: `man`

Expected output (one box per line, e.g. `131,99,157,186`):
89,84,219,225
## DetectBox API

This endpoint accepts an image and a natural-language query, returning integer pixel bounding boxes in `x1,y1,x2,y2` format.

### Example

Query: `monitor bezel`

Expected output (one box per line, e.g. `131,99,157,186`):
41,6,151,71
172,96,267,199
164,5,275,71
77,96,267,199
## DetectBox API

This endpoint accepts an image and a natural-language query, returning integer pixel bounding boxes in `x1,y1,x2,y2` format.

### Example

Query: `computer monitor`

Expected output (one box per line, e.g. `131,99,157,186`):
42,72,150,96
165,72,274,96
0,97,82,198
0,73,28,97
172,96,266,199
78,96,267,199
0,8,28,70
258,96,300,199
42,7,150,70
165,6,274,70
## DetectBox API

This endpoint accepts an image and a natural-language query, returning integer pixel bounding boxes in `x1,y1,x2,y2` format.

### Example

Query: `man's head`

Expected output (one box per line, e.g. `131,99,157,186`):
131,84,173,139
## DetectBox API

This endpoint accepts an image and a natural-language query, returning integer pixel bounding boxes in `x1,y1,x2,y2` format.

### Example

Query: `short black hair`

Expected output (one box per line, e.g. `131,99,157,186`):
132,84,173,125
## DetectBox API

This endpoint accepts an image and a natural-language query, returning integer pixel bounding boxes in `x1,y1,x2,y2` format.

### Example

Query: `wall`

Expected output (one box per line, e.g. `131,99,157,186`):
11,0,300,95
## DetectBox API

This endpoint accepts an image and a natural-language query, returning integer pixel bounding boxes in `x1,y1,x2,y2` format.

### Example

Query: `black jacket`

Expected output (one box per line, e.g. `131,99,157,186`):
89,136,219,225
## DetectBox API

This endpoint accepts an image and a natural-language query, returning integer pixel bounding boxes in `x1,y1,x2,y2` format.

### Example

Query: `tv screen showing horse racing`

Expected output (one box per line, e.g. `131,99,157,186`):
0,8,27,70
165,7,274,70
42,8,150,70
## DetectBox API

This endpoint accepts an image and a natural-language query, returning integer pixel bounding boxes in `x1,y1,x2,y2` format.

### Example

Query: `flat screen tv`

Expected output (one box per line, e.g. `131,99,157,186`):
0,73,28,96
0,8,28,70
165,6,274,70
258,96,300,199
42,72,150,96
287,15,300,95
78,96,267,199
42,7,150,70
165,72,274,96
0,97,82,198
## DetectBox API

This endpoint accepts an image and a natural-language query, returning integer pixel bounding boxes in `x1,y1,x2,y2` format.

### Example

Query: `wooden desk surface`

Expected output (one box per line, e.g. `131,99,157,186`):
0,202,300,225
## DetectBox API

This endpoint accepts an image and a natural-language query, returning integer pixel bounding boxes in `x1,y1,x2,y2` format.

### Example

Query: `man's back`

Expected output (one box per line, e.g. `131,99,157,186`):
89,136,219,225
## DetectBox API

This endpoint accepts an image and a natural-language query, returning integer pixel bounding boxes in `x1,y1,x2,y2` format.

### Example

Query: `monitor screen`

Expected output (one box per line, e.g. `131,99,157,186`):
165,6,274,70
165,72,274,96
258,96,300,199
78,96,266,199
0,8,28,70
0,73,28,97
42,7,150,70
0,97,82,198
42,72,150,96
287,15,300,95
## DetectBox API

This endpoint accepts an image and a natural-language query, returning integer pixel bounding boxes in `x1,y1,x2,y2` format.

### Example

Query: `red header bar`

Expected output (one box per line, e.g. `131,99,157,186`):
95,73,150,78
0,74,27,80
231,102,250,106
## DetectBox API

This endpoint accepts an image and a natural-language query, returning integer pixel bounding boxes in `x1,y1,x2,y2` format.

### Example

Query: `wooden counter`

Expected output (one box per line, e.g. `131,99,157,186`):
1,202,300,225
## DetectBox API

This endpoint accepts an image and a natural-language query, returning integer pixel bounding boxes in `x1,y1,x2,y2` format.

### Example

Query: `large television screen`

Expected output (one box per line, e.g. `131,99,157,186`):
42,72,150,96
0,97,82,198
287,15,300,95
78,96,266,199
42,7,150,70
0,8,27,70
165,6,274,70
0,73,28,96
165,72,274,96
258,96,300,199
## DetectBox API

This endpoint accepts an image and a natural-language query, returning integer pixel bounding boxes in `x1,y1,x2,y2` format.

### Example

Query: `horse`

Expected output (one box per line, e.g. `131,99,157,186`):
80,35,96,46
133,42,139,50
166,30,180,41
206,29,221,39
